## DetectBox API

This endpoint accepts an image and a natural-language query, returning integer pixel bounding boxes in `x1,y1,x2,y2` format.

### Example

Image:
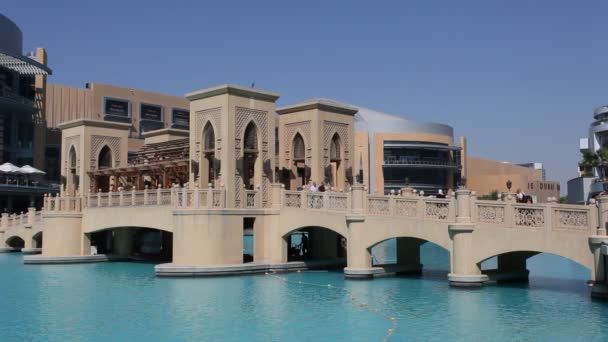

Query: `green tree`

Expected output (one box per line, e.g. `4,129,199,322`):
479,190,499,200
580,150,599,177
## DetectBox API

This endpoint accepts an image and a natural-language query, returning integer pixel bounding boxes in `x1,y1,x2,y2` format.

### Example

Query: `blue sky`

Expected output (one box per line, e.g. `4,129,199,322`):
4,0,608,192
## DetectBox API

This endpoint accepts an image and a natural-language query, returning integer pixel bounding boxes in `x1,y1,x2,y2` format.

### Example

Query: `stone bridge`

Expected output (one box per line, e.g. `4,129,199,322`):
0,209,43,254
11,185,608,298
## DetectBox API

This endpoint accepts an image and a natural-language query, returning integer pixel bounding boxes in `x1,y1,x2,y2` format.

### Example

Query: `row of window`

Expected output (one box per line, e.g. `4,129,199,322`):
103,97,189,128
527,182,560,191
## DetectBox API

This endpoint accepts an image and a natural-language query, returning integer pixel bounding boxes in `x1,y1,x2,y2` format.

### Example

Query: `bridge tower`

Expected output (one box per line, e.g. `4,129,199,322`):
276,100,357,191
186,85,279,208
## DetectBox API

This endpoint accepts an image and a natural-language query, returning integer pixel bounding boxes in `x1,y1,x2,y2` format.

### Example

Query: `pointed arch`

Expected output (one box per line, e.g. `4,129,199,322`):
330,132,341,161
69,145,77,170
293,132,305,161
202,121,215,152
98,145,113,169
243,121,259,152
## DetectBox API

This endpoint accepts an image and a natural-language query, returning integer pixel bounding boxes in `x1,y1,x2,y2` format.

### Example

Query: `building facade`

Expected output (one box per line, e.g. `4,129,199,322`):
0,14,54,212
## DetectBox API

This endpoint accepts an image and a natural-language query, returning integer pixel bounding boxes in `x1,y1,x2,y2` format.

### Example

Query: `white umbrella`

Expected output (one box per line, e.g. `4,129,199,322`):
0,162,22,173
19,165,45,175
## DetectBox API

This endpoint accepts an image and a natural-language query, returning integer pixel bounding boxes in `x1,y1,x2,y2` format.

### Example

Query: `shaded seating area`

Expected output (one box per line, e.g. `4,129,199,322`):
88,139,191,192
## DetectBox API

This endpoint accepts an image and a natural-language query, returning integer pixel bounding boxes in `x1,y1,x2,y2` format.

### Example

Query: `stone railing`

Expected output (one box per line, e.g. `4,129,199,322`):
472,199,597,234
86,187,173,208
43,194,82,213
281,190,351,212
365,195,455,221
173,187,226,209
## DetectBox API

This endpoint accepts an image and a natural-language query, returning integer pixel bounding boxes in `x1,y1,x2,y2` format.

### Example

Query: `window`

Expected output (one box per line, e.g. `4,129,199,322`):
330,133,341,161
293,133,305,161
98,146,112,169
203,122,215,151
244,122,258,151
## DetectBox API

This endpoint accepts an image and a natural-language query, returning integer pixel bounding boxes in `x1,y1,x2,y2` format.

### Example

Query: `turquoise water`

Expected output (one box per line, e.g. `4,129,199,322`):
1,243,607,341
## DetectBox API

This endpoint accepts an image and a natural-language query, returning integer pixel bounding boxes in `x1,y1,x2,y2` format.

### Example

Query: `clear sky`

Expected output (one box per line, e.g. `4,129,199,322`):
4,0,608,192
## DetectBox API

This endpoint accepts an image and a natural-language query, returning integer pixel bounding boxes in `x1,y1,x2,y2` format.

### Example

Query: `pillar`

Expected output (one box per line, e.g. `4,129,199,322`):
344,184,373,278
41,214,83,256
590,236,608,298
448,188,488,286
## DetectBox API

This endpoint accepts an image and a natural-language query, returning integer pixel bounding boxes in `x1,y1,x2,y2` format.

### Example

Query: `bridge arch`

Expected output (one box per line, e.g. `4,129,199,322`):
86,226,173,262
282,225,347,264
6,236,25,249
475,248,592,272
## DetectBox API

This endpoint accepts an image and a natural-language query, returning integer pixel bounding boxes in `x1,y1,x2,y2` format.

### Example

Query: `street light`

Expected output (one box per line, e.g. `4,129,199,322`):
506,179,512,192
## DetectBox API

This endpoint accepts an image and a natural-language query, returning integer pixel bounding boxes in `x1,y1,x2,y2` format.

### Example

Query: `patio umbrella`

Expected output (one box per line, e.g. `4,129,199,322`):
0,162,22,173
19,165,45,175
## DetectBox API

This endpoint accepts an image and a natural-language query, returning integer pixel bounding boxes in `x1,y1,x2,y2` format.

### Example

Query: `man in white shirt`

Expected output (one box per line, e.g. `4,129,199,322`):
310,182,318,192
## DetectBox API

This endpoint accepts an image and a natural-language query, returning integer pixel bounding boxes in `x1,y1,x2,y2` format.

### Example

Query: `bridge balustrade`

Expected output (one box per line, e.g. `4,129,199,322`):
472,199,597,234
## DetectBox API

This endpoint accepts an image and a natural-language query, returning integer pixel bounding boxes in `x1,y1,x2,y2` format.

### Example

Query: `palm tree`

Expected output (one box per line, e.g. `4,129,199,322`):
597,148,608,179
580,150,599,177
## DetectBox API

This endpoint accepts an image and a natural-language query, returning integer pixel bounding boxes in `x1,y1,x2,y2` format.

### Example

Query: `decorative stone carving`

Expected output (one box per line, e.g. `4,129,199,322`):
64,135,80,175
477,205,505,224
235,107,269,207
283,121,312,165
195,107,222,157
425,201,449,221
368,197,390,215
395,199,417,217
514,207,545,227
90,135,121,170
322,120,350,167
555,209,589,231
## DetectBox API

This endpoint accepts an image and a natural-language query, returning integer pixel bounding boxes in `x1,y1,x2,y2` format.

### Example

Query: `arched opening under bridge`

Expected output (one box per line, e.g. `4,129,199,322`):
283,226,346,269
86,227,173,262
32,232,42,249
6,236,25,249
370,237,450,276
479,251,591,287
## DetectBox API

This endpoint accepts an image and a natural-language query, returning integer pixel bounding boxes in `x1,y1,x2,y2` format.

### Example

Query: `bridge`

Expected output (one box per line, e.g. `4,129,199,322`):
4,84,607,299
5,184,608,298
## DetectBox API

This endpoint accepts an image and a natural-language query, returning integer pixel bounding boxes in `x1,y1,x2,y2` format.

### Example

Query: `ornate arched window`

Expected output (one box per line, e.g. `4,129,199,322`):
203,122,215,152
293,133,305,161
330,133,341,161
98,146,112,169
244,122,258,152
69,146,77,171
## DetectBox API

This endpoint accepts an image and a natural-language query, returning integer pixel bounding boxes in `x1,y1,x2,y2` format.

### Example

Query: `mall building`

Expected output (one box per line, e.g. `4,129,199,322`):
0,14,54,212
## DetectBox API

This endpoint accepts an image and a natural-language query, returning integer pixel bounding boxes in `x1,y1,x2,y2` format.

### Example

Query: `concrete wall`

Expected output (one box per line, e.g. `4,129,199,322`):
467,156,542,195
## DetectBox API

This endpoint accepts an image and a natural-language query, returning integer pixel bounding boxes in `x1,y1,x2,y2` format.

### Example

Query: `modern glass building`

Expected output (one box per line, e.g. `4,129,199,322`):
353,106,462,195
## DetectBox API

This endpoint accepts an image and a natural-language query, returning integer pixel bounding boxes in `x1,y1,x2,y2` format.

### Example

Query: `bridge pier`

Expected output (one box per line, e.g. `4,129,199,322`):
448,224,488,287
395,237,423,275
590,236,608,299
40,213,83,257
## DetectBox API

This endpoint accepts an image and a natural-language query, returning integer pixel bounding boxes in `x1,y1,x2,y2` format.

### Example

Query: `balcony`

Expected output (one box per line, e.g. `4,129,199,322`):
0,88,34,107
383,156,459,169
594,105,608,120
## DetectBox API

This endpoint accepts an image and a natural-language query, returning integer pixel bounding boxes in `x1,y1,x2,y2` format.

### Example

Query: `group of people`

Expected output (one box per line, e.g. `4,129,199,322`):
515,189,534,204
308,181,329,193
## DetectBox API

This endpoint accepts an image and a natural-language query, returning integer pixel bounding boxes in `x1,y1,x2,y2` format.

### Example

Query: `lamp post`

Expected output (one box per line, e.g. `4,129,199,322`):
506,179,512,192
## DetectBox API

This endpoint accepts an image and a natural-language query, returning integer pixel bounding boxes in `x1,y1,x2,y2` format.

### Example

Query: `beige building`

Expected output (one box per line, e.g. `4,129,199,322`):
466,156,559,201
43,83,189,181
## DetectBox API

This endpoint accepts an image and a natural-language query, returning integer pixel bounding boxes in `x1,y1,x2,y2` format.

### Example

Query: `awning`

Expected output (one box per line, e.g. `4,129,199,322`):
383,142,461,151
0,51,52,75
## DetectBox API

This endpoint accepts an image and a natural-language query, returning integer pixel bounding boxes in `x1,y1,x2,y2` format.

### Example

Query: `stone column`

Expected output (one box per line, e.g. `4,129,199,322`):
598,195,608,235
344,184,373,279
270,183,283,209
448,188,488,287
589,235,608,298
